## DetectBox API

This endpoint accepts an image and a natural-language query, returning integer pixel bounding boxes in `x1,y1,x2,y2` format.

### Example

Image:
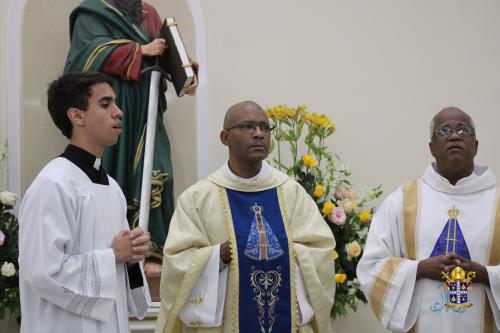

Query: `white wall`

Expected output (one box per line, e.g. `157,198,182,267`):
0,0,9,189
200,0,500,198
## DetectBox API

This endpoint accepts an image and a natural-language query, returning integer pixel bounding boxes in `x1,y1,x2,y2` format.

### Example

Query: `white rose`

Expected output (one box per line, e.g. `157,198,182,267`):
0,191,17,206
345,241,362,259
1,262,16,277
0,230,4,246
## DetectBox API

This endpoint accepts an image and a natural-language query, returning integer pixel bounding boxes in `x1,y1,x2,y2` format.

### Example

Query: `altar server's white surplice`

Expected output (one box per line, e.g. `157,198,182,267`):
19,158,150,333
357,164,500,333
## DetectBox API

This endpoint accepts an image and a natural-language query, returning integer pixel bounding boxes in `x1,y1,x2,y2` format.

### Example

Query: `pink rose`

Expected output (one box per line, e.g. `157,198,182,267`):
328,207,346,225
0,230,4,246
335,185,349,199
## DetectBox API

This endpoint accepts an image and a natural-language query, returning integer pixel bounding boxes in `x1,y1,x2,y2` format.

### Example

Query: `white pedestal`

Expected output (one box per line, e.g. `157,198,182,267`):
130,301,160,333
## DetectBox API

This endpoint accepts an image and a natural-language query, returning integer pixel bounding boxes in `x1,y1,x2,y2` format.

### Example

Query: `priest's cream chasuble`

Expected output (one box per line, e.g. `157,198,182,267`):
358,164,500,333
155,164,335,333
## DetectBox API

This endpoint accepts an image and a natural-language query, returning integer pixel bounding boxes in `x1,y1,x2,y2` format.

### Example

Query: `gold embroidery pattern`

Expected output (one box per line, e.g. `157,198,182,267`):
189,295,205,305
219,187,240,333
130,170,169,229
250,266,283,332
277,186,299,332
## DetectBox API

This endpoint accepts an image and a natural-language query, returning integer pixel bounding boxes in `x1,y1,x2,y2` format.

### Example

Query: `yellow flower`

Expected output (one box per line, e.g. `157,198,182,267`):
322,201,335,215
345,241,362,259
313,184,324,198
301,113,313,122
284,106,297,118
266,105,285,120
302,154,318,167
335,273,347,283
359,210,372,223
341,198,357,213
333,250,339,260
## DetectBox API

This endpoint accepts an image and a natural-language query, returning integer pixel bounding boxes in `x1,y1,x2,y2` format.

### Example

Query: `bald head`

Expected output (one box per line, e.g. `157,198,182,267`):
429,107,474,139
428,106,478,185
223,101,266,129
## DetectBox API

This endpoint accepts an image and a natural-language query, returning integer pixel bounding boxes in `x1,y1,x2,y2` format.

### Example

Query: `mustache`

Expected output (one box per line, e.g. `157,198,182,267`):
116,0,142,26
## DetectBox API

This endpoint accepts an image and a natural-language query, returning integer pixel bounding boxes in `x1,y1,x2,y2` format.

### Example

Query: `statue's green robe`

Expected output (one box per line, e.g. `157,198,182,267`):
64,0,174,256
155,166,336,333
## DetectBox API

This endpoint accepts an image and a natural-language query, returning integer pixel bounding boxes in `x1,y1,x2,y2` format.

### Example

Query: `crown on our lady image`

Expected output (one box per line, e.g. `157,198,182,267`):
448,206,459,219
251,203,263,214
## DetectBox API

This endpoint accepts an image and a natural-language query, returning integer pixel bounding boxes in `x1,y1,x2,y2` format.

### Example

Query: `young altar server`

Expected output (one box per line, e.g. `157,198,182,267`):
19,72,151,333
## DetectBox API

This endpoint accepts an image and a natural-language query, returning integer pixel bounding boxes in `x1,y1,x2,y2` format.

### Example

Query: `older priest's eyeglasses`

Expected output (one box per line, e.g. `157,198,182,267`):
224,122,275,134
433,126,475,138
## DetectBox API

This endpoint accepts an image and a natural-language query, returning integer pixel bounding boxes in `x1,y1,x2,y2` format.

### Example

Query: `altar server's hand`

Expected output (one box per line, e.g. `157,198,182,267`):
220,240,232,264
141,38,167,56
128,227,152,264
112,230,134,263
446,254,490,285
416,255,457,281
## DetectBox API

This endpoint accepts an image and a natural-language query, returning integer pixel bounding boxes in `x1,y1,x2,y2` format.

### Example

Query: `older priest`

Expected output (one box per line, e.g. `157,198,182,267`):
358,107,500,332
155,101,335,333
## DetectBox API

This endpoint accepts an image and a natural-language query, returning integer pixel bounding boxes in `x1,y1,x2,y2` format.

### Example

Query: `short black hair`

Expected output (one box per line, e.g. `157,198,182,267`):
47,72,113,139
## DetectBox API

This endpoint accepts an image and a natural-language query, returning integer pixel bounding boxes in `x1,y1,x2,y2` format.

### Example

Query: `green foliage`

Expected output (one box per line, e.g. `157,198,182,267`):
266,105,383,319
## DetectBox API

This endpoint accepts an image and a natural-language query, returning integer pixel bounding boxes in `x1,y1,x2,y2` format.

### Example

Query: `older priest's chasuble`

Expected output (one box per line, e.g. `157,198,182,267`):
357,164,500,333
155,163,335,333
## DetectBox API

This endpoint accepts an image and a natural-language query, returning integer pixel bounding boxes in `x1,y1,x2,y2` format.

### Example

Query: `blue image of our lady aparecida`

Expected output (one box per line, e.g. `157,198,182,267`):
226,188,292,333
244,203,285,261
430,206,472,313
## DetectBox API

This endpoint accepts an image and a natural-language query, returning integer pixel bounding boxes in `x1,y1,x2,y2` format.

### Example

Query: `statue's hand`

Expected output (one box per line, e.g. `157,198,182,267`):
141,38,167,56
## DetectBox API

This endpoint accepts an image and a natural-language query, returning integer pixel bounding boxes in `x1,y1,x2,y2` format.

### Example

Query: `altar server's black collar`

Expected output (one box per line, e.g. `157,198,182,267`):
60,144,109,185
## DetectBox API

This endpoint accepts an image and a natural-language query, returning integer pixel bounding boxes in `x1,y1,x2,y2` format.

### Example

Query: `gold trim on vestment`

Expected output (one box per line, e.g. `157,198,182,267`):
371,257,406,320
483,188,500,333
100,0,148,42
132,125,146,174
277,186,299,332
403,180,418,260
83,39,131,72
218,187,240,333
126,43,140,80
403,180,419,332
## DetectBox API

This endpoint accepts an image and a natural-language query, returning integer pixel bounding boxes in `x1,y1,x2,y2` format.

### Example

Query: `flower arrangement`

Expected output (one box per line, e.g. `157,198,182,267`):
266,105,382,319
0,143,21,322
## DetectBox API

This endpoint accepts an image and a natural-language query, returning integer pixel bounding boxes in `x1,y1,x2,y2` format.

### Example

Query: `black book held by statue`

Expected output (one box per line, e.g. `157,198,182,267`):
158,17,195,97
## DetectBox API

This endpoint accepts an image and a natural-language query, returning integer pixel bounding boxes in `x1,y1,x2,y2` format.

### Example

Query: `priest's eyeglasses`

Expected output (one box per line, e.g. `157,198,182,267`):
433,126,475,138
224,122,275,134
